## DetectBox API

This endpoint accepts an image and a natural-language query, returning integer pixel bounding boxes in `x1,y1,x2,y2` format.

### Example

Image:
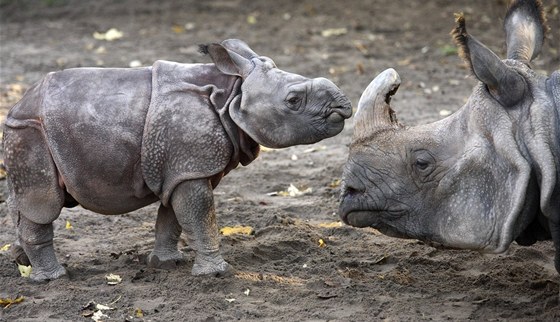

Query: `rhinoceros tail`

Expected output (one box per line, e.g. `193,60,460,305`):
450,13,471,71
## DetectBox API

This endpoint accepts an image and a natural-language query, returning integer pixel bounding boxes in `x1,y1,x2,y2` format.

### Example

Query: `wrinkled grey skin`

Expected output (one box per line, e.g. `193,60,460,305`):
340,0,560,273
3,39,352,281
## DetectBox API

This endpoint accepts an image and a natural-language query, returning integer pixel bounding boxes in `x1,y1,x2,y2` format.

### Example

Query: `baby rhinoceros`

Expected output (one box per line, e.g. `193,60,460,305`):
4,39,352,281
340,0,560,273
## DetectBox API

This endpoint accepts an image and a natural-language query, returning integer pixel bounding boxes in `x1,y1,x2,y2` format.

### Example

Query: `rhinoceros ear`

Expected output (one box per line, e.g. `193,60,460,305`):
353,68,401,140
451,13,526,107
504,0,548,62
220,39,259,59
199,43,254,77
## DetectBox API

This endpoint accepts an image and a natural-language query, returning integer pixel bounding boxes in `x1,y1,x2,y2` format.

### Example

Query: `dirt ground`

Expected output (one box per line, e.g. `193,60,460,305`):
0,0,559,321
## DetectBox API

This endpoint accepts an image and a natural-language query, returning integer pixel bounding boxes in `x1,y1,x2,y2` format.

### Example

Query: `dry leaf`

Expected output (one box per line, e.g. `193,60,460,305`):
0,165,6,179
135,308,144,318
328,179,341,188
318,222,342,228
93,28,123,41
353,41,368,55
105,273,122,285
303,146,326,153
448,79,460,86
92,310,109,322
287,184,312,197
0,244,10,252
318,239,326,248
259,145,276,152
0,296,24,308
356,63,365,75
247,15,257,24
96,303,114,311
220,226,253,236
18,264,32,278
271,184,313,197
321,28,347,37
397,58,412,66
65,220,73,230
171,24,185,33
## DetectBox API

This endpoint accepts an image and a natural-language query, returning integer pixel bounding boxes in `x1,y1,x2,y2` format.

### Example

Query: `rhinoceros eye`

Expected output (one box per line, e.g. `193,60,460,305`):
288,97,300,104
411,149,436,178
285,92,304,111
415,159,430,171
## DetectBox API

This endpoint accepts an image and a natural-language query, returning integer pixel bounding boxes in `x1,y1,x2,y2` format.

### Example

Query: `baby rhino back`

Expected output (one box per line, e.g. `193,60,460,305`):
6,67,157,214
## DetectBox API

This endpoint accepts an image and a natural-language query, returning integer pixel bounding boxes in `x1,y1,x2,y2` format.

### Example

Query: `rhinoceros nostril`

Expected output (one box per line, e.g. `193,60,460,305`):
344,185,365,197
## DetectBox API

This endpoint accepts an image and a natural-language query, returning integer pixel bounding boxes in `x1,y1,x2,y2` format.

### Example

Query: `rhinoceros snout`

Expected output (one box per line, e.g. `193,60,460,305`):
313,77,353,122
327,96,353,123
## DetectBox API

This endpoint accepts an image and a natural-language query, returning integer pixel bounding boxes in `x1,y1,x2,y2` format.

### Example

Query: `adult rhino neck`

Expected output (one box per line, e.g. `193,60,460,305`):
517,70,560,220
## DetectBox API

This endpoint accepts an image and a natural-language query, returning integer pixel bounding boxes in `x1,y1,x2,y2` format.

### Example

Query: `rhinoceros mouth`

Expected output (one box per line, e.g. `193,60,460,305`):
341,209,407,229
326,110,347,123
342,210,377,227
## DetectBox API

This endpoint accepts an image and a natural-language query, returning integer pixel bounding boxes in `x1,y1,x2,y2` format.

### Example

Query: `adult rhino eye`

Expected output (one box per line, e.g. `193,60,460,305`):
288,97,300,104
415,159,430,171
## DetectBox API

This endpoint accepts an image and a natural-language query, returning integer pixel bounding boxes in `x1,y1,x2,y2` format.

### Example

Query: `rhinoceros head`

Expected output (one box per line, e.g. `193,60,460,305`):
340,0,560,271
201,39,352,148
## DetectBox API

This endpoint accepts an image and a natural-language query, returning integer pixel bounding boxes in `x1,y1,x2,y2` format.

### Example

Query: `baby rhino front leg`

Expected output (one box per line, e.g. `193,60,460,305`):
170,179,229,276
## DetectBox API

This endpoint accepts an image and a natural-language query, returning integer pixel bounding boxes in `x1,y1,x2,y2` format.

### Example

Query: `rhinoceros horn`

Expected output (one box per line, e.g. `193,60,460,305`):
353,68,401,139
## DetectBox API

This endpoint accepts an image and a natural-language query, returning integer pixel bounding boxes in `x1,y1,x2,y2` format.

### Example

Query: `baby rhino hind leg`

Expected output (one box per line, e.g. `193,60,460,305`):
146,204,185,269
4,125,66,282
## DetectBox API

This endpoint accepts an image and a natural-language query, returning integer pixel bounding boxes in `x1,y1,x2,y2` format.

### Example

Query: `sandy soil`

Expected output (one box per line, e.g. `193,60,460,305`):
0,0,559,321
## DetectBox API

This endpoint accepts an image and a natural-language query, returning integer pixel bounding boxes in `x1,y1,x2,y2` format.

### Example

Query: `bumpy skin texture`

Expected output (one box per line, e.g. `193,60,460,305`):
339,0,560,273
3,39,352,281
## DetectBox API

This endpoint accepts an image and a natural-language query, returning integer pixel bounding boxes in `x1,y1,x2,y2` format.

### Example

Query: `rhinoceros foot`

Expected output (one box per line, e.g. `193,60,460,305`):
29,264,67,283
191,254,230,277
11,242,66,282
146,250,185,270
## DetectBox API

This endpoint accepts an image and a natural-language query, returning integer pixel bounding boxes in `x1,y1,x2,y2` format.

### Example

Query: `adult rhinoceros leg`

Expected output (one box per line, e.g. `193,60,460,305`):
170,179,229,276
4,126,66,281
147,204,185,268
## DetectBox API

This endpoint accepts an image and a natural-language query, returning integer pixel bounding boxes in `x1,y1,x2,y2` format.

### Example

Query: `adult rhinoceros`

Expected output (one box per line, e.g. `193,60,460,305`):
4,39,352,281
339,0,560,272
